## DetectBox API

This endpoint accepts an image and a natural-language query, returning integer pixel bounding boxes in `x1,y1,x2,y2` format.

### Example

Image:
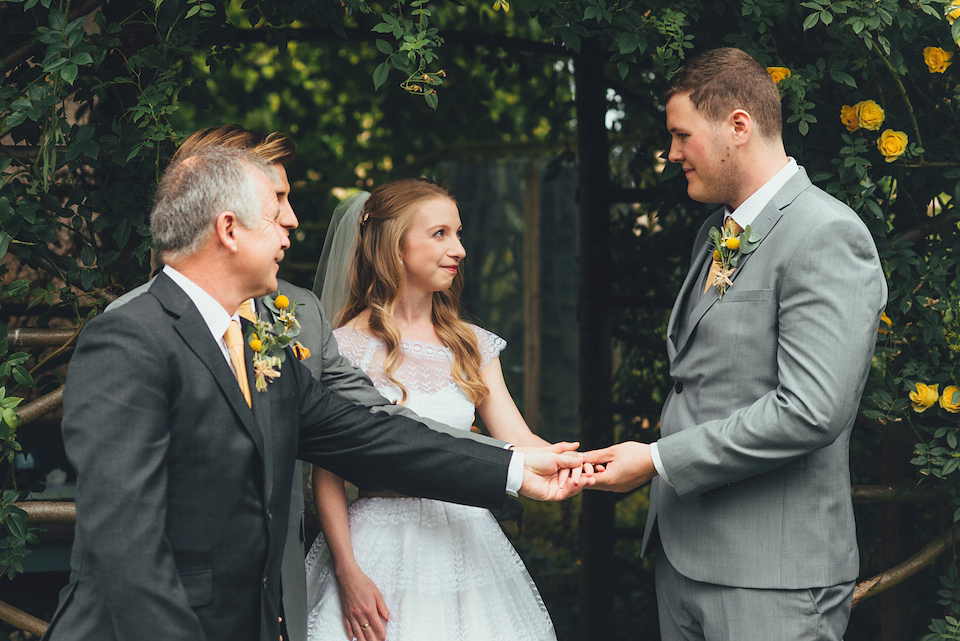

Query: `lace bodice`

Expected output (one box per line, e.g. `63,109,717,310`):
333,325,505,431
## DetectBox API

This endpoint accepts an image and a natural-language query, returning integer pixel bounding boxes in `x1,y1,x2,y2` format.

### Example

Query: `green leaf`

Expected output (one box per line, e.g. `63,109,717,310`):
373,62,390,90
375,39,393,55
803,12,820,30
60,63,79,85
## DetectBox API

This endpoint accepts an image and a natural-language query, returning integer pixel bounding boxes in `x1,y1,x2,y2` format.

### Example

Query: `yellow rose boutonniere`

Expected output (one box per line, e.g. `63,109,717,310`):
877,129,908,163
840,105,860,132
855,100,885,131
766,67,791,85
244,295,304,392
940,385,960,413
910,382,940,413
707,222,762,299
923,46,953,73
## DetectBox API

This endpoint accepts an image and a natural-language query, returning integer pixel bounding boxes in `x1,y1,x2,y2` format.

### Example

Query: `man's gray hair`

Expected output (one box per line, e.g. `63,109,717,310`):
150,146,278,260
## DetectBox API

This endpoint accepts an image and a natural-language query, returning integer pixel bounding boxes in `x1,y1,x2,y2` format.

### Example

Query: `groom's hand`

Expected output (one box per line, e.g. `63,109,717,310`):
582,441,657,492
519,449,594,501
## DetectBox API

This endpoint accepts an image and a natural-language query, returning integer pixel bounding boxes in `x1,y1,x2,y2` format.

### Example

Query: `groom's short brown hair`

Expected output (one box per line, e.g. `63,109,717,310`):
664,47,783,140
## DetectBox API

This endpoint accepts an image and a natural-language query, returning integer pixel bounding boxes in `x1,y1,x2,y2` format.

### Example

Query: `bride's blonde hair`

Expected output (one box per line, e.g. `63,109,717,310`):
338,178,489,405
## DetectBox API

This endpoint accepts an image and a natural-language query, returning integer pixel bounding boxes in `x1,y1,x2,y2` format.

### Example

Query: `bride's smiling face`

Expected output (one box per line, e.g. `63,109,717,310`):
399,197,465,294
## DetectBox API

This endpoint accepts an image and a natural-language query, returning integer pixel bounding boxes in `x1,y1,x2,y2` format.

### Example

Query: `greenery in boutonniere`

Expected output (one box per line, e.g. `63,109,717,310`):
707,223,763,299
244,294,304,392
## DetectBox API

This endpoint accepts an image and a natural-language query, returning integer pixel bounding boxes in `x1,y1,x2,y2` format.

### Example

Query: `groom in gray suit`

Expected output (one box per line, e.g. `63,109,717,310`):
585,48,886,639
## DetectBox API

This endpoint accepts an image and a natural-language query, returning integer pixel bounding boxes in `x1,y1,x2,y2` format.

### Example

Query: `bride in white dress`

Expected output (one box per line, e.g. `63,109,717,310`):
304,179,560,641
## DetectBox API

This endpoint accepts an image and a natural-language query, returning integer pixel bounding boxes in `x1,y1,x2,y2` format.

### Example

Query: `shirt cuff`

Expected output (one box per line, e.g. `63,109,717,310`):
649,442,671,486
505,451,524,497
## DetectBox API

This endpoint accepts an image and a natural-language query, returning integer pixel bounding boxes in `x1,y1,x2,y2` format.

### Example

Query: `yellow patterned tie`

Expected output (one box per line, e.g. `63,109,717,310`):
224,320,252,408
238,298,256,322
704,217,743,295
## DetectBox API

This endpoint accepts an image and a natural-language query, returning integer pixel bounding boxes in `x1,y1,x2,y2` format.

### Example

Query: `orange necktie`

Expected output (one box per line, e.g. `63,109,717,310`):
224,319,252,408
704,217,743,295
238,298,257,322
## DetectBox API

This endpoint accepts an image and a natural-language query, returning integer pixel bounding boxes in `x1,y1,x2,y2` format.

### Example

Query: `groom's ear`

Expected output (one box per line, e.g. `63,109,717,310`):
729,109,752,146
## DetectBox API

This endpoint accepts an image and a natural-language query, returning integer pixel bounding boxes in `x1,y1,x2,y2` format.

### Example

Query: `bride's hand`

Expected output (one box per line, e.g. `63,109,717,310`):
512,442,588,485
335,564,390,641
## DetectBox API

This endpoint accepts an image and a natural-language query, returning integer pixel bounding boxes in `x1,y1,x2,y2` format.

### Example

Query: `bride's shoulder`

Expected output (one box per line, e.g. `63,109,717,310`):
465,323,506,364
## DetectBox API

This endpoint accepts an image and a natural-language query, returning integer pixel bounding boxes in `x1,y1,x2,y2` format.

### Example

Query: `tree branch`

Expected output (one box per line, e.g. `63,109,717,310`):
15,386,64,425
853,525,960,607
13,501,76,525
0,600,47,638
851,485,948,504
0,0,105,73
9,328,80,349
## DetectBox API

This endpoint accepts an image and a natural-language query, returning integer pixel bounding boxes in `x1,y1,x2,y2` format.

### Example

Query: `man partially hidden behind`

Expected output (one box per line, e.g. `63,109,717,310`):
42,147,588,641
585,48,887,640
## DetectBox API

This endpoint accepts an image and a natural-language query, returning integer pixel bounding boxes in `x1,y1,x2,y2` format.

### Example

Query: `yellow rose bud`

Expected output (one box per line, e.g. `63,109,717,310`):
274,294,290,310
910,382,939,413
725,237,740,250
766,67,791,85
923,46,953,73
877,129,908,163
249,337,263,352
940,385,960,413
840,105,860,133
878,311,892,334
293,341,311,361
855,100,885,131
713,249,722,261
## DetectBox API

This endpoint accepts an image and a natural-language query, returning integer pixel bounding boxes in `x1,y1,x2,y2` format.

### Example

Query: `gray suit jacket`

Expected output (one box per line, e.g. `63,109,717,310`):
44,273,511,641
644,168,887,589
106,278,504,641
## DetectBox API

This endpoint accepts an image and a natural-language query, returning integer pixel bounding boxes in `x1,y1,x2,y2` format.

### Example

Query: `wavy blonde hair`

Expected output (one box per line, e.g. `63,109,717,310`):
338,178,489,405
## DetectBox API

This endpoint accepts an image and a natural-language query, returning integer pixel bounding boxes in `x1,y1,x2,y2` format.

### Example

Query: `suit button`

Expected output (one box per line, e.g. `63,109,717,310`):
674,381,683,393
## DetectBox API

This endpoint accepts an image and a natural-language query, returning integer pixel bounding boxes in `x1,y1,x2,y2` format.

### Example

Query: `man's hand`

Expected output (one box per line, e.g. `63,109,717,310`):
582,441,657,492
519,449,594,501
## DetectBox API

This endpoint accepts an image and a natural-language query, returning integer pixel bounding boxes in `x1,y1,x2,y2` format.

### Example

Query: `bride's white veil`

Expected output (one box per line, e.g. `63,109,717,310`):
311,191,371,326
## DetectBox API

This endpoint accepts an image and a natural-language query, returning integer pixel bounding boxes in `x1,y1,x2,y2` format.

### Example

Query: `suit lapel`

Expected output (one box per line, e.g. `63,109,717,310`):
150,273,266,459
673,169,813,359
669,209,723,357
245,316,275,503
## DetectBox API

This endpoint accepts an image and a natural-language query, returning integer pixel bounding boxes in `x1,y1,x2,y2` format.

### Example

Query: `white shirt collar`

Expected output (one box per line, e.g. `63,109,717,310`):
728,157,799,229
163,265,238,359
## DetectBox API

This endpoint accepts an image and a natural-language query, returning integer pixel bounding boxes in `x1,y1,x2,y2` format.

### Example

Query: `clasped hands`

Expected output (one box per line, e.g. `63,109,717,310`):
517,440,657,500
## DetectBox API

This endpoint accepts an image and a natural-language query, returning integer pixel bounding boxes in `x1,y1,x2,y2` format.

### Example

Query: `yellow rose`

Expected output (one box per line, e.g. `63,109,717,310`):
877,129,908,163
725,237,740,250
910,382,939,412
713,249,721,261
923,47,953,73
878,311,892,334
274,294,290,310
766,67,791,85
855,100,885,131
840,105,860,132
948,0,960,24
940,385,960,413
292,341,311,361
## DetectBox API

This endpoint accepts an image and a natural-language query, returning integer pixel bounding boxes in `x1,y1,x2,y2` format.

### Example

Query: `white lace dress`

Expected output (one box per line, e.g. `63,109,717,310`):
304,325,557,641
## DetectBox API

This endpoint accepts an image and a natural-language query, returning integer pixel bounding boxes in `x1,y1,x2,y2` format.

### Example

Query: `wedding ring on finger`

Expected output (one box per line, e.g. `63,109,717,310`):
360,623,371,631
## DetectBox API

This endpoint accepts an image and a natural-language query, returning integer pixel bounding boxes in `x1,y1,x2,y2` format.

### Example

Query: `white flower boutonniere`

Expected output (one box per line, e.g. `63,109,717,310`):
707,223,763,299
244,294,307,392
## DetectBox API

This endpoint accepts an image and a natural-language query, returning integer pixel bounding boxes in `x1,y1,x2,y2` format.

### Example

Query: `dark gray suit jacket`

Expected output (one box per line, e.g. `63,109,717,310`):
42,273,511,641
646,168,887,589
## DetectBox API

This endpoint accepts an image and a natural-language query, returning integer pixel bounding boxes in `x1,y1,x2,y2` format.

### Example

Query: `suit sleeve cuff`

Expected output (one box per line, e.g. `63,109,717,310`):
650,442,671,486
505,451,523,497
